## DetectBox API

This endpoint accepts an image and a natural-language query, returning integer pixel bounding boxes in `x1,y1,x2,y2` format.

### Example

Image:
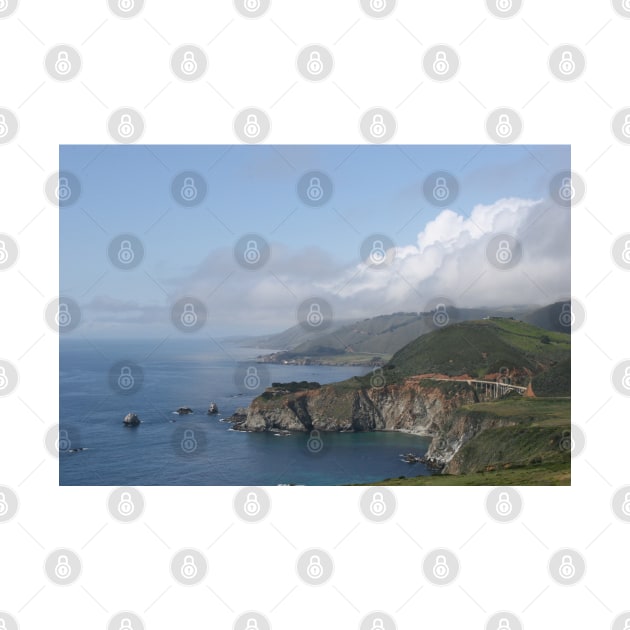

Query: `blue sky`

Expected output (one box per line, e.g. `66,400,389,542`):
60,144,570,337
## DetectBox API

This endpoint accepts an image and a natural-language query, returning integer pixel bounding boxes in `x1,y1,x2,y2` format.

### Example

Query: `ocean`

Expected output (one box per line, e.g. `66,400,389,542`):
59,338,432,486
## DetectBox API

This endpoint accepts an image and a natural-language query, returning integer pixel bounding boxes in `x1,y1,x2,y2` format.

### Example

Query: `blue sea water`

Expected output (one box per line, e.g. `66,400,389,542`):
60,338,432,486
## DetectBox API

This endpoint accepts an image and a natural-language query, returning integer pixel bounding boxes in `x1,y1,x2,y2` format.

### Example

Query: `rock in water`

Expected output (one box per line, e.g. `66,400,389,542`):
176,407,193,415
123,413,141,426
207,402,219,414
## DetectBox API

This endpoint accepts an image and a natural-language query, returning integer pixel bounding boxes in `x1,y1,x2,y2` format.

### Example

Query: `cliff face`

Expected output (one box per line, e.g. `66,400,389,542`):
231,379,478,442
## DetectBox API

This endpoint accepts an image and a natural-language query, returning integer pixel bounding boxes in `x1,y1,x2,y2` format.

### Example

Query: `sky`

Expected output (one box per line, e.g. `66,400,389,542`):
60,144,570,338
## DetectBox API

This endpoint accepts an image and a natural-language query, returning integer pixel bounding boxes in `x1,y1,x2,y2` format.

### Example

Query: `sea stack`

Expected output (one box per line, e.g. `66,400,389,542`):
123,412,141,426
207,402,219,414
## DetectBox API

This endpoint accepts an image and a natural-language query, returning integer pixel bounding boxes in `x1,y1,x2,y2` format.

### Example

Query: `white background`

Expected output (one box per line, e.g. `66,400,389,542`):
1,0,629,628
